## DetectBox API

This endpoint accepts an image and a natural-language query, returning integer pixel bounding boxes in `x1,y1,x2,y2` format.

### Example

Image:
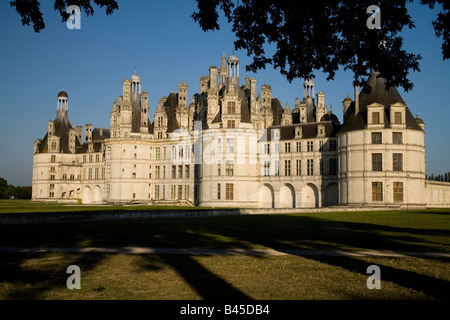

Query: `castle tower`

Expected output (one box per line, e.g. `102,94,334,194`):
57,90,69,114
209,66,218,90
131,72,141,94
282,102,292,125
227,53,240,88
69,128,76,154
140,91,149,133
303,78,315,122
178,81,188,108
343,93,352,115
84,124,92,143
315,91,327,122
219,52,227,86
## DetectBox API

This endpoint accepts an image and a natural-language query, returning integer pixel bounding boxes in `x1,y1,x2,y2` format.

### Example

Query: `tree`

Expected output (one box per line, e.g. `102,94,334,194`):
10,0,118,32
192,0,449,91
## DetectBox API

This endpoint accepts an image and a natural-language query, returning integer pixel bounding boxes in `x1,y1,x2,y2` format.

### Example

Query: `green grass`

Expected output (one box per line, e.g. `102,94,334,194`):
0,205,449,300
0,199,206,214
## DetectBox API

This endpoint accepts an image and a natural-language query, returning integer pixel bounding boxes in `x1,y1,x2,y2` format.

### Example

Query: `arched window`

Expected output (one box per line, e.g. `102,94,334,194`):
172,146,177,159
186,145,190,159
179,146,184,158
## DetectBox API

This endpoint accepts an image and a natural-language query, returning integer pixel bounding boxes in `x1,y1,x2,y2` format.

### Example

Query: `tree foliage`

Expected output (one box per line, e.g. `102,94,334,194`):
10,0,118,32
0,178,32,199
192,0,449,91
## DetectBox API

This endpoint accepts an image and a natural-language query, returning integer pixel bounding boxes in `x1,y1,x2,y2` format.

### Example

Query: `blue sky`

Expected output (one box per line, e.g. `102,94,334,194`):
0,1,449,186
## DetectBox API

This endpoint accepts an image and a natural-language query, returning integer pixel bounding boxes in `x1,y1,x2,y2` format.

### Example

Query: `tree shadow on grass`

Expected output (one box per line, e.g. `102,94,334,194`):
0,253,106,300
153,254,252,300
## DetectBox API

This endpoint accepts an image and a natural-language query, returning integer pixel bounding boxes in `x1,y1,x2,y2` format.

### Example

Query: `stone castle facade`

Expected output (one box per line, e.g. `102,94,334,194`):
32,53,450,208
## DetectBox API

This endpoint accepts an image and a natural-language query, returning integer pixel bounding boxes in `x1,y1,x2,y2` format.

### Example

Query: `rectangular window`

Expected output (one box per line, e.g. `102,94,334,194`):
155,166,160,179
372,182,383,201
265,143,270,154
319,141,324,151
393,182,403,202
184,186,189,200
51,155,56,163
225,183,234,200
372,132,382,144
132,172,136,179
51,142,57,150
393,132,402,144
172,166,176,179
217,183,221,200
372,153,382,171
155,147,160,160
217,163,221,176
88,168,92,180
307,159,314,176
95,168,99,180
163,166,166,179
329,158,337,176
320,159,323,175
227,120,235,128
227,101,236,114
296,142,301,152
307,141,313,152
96,154,100,162
83,155,86,163
393,153,403,171
226,161,234,176
274,160,279,176
264,161,270,177
285,143,291,153
185,165,190,179
49,192,54,198
149,166,152,179
50,167,55,172
394,112,402,124
372,112,380,124
163,147,166,160
101,167,105,180
89,155,93,163
178,185,182,200
171,185,176,200
285,160,291,176
296,159,301,176
155,185,160,199
178,165,183,179
329,139,337,151
226,138,234,154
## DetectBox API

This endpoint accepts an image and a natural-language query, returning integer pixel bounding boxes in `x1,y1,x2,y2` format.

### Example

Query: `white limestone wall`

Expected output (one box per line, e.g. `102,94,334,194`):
425,181,450,207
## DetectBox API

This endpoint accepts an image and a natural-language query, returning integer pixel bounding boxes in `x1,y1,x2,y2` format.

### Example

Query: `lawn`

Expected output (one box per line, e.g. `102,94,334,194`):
0,204,449,300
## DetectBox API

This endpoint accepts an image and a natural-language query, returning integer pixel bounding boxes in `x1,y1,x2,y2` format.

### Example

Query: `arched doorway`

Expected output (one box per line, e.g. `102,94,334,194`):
83,186,92,204
93,185,102,204
302,183,318,208
326,183,338,206
258,184,274,208
280,184,296,208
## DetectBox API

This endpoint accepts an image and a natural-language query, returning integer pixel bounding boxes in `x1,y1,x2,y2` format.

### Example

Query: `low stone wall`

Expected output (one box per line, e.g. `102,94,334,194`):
0,206,431,225
425,181,450,208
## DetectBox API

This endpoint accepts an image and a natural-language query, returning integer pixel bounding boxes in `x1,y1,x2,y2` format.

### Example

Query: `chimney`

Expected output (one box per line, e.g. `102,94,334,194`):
354,86,359,114
76,125,83,143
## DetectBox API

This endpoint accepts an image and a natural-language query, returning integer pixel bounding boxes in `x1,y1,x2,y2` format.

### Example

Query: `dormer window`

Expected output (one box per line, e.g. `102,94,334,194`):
372,112,380,124
394,112,402,124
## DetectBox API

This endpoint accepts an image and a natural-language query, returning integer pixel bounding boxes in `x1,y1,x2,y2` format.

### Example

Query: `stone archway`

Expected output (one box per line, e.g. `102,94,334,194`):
280,184,296,208
83,186,92,204
302,183,318,208
258,184,274,208
93,185,102,204
326,182,338,206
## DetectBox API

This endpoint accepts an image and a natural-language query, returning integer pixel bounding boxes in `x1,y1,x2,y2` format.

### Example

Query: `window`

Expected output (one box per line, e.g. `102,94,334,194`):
262,161,269,176
307,141,313,152
49,184,54,190
372,182,383,201
51,142,57,150
217,138,222,154
172,166,176,179
88,168,93,180
320,159,323,175
179,146,184,158
89,155,93,163
227,101,236,114
185,165,190,179
184,186,189,199
393,182,403,202
275,143,279,154
285,143,291,153
217,183,221,199
51,155,56,163
226,161,234,176
296,142,301,152
101,168,104,180
296,159,301,176
372,112,380,124
329,158,337,176
307,159,314,176
217,163,221,176
155,185,160,199
226,138,234,154
149,166,152,179
178,165,183,179
285,160,291,176
393,153,403,171
155,166,160,179
95,168,99,180
155,147,160,160
132,172,136,179
265,143,270,154
227,120,235,128
171,185,176,199
178,185,182,200
49,192,54,198
163,147,166,160
372,132,382,144
172,146,176,160
50,167,55,172
96,154,100,162
83,155,86,163
393,132,402,144
274,160,279,176
226,183,234,200
372,153,382,171
329,139,337,151
319,141,324,151
394,112,402,124
163,166,166,179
